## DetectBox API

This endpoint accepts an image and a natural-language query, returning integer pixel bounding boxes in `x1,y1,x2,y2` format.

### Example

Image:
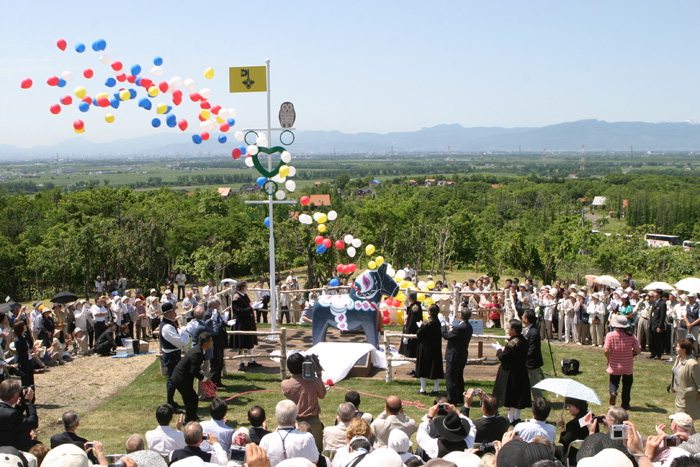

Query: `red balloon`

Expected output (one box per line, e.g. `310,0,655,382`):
126,74,136,84
382,316,390,325
200,101,211,110
189,92,201,102
173,96,182,106
348,264,357,273
57,39,67,51
159,81,169,93
219,123,230,132
20,78,32,89
97,97,110,107
336,264,344,272
172,89,183,99
342,265,352,274
61,95,72,105
200,131,209,141
140,78,153,89
83,68,93,79
49,103,61,115
314,236,324,245
47,76,59,86
335,240,345,250
231,148,242,160
300,196,310,206
178,119,188,131
73,119,84,130
82,96,92,105
111,61,123,71
383,309,390,316
211,105,221,115
198,114,206,122
322,238,332,249
116,73,127,82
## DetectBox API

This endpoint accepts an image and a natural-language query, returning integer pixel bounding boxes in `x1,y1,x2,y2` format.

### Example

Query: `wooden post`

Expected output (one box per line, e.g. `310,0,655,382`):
478,341,483,359
280,328,288,380
452,289,459,317
475,261,478,274
384,331,393,383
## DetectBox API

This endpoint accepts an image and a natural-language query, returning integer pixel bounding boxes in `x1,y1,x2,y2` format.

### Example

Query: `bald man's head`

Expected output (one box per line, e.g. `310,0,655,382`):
386,396,402,415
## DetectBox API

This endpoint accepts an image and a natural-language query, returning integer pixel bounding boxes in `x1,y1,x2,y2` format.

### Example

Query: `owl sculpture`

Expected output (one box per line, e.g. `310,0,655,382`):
279,102,296,128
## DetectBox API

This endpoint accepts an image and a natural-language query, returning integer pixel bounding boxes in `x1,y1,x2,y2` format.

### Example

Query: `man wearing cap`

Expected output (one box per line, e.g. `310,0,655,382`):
642,413,696,465
604,315,641,409
649,289,668,359
685,293,700,356
160,301,190,410
91,296,110,341
162,289,177,310
416,402,476,459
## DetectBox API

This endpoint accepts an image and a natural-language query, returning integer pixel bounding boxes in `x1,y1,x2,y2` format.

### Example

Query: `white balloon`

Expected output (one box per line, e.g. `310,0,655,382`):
184,78,196,92
344,234,354,244
396,270,406,280
299,214,312,225
275,190,286,200
61,71,72,82
417,281,427,289
287,166,296,177
347,247,356,258
199,121,208,131
219,109,230,119
386,266,396,277
352,238,362,248
327,210,338,221
100,54,111,64
247,145,259,156
234,131,244,142
271,174,283,183
256,134,268,146
229,108,237,117
200,88,212,99
285,180,296,192
170,76,183,88
244,157,255,167
207,120,217,131
281,151,292,163
313,212,322,221
151,66,163,76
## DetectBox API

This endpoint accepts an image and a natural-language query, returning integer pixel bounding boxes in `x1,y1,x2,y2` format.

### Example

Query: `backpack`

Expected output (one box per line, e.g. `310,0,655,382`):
561,359,580,376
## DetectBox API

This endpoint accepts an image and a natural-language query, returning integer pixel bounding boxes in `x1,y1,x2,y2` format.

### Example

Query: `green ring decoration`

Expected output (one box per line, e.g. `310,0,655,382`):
244,131,259,146
246,204,263,219
262,180,278,196
280,130,295,146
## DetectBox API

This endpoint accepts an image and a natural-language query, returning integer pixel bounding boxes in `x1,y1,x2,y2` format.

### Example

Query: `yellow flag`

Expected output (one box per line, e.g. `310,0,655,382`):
229,66,267,93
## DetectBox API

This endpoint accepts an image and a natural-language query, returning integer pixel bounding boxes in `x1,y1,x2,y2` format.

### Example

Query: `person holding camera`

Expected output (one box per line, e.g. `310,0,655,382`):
0,380,37,452
281,353,327,453
170,421,227,466
604,315,641,410
461,388,509,444
416,400,476,459
555,397,597,465
49,410,98,464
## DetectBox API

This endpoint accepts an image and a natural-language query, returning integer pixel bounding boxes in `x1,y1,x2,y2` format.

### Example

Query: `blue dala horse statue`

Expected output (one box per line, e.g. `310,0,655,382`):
312,263,400,349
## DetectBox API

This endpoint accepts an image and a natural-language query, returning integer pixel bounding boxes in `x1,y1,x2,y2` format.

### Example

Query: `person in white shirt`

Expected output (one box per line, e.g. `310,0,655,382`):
403,263,415,282
587,292,607,347
260,400,319,466
175,270,187,301
146,404,186,458
558,292,575,343
512,397,557,443
182,291,198,314
162,290,178,310
91,296,110,340
285,270,297,286
73,300,89,336
109,295,123,326
416,401,476,458
202,280,216,301
95,276,104,297
539,291,556,340
199,397,235,455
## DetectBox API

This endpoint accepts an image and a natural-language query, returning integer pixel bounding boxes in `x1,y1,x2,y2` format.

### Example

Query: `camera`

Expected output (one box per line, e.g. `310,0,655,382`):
230,446,246,461
666,436,680,447
610,424,628,440
476,441,496,456
85,442,94,449
592,415,605,424
201,434,209,441
302,354,323,382
438,403,446,410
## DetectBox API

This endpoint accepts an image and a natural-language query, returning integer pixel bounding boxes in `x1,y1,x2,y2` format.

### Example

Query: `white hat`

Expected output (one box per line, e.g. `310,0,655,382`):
41,444,92,467
670,412,694,430
611,315,630,329
356,448,404,467
443,451,486,467
577,292,586,298
690,292,698,298
671,291,680,298
277,459,315,467
577,448,632,467
150,288,157,294
387,429,411,454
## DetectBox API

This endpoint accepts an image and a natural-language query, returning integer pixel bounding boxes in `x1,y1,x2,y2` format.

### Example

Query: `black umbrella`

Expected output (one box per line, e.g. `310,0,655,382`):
50,292,78,304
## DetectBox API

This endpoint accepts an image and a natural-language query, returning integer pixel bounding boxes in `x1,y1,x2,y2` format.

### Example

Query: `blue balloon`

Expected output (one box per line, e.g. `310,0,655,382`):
138,97,152,110
153,56,163,66
151,118,161,128
218,135,227,144
57,78,66,88
128,89,137,99
192,134,203,144
227,118,236,126
78,102,90,112
110,98,120,109
91,39,103,51
135,77,142,86
264,217,271,228
316,245,327,254
239,146,247,155
166,114,177,128
164,105,172,115
105,77,116,87
329,279,339,287
75,43,85,53
256,176,267,187
131,64,141,76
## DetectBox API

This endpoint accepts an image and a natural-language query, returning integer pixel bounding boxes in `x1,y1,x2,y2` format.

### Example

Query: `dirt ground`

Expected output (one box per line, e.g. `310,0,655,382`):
35,326,502,435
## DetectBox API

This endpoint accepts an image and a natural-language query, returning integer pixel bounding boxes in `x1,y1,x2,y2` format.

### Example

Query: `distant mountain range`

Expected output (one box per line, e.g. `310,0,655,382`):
2,119,700,159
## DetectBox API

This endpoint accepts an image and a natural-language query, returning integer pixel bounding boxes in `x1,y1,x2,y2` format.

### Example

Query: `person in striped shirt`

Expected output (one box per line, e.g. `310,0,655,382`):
604,315,642,410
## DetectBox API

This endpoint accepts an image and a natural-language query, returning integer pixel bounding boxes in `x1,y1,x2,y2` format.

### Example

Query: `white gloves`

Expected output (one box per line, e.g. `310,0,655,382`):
227,320,236,327
416,321,423,328
402,338,408,344
491,342,503,351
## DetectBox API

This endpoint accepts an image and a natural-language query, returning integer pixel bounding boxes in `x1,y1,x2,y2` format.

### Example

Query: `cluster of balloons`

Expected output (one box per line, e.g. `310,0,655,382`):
241,136,297,206
22,38,240,144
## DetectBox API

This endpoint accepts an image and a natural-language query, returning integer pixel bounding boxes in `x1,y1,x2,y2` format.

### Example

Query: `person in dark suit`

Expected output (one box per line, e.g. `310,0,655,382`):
172,332,213,422
49,410,98,463
0,380,37,452
94,321,118,356
230,281,260,371
649,288,668,359
522,310,544,398
12,322,34,390
460,389,510,443
442,309,473,405
247,405,270,445
493,319,531,424
416,304,444,395
400,291,422,376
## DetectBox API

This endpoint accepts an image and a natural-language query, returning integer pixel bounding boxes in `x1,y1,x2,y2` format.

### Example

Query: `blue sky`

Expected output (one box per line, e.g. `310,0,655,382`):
0,1,698,147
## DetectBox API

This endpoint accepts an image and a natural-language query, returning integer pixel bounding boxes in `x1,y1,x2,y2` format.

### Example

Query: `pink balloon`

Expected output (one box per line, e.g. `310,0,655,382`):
322,238,332,249
20,78,32,89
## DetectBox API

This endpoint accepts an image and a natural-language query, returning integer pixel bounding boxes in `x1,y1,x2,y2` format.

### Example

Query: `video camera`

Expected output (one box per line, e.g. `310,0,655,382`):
302,353,323,381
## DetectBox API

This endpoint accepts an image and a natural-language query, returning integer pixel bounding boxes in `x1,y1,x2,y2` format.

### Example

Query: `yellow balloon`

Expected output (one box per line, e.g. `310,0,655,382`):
317,213,327,224
368,261,377,270
417,293,426,302
424,298,435,307
397,310,405,325
204,67,215,79
74,127,85,134
105,114,115,123
279,165,290,178
216,116,225,124
119,90,130,101
148,86,159,97
375,256,385,266
427,280,435,290
422,311,429,321
395,291,406,302
74,86,86,99
400,281,411,289
157,103,168,114
366,244,375,255
96,93,108,99
318,224,326,233
442,288,449,292
201,109,211,120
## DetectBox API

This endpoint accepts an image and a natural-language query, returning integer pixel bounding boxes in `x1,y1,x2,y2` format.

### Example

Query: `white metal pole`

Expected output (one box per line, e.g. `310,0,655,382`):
265,59,277,334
